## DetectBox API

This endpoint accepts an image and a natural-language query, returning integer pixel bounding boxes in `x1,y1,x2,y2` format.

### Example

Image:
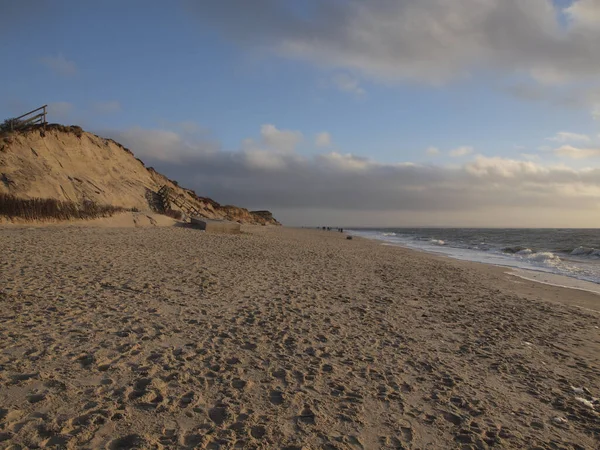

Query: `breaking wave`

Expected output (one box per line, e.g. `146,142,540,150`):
569,246,600,258
347,228,600,285
429,239,445,246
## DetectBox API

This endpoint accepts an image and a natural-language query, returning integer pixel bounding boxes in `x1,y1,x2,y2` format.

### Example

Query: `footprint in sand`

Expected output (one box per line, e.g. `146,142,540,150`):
182,433,203,447
271,368,289,385
158,428,177,446
250,425,266,439
321,364,334,373
107,434,146,449
442,411,463,426
42,435,70,447
178,391,195,408
231,378,247,390
75,353,95,368
9,373,38,384
26,392,46,404
208,406,229,426
400,425,414,443
128,378,152,400
97,363,112,372
269,390,284,405
298,405,316,425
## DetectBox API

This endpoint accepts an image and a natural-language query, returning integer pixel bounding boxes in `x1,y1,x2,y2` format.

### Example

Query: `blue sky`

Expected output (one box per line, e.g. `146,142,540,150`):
2,0,600,226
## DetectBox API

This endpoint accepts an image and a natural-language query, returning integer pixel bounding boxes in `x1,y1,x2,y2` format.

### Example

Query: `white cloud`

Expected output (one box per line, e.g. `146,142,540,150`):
331,73,365,96
555,145,600,159
315,132,332,148
92,100,121,114
426,146,440,156
565,0,600,28
465,156,548,178
317,152,370,171
547,131,591,143
108,126,218,162
187,0,600,86
243,149,290,170
593,105,600,120
449,146,474,157
506,82,600,114
39,53,78,77
239,124,304,170
259,124,302,153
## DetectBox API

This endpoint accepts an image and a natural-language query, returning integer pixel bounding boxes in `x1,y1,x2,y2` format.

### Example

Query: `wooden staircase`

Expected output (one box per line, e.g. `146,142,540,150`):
157,185,201,218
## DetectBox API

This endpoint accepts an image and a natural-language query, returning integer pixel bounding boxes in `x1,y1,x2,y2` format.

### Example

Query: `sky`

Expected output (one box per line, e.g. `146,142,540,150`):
2,0,600,227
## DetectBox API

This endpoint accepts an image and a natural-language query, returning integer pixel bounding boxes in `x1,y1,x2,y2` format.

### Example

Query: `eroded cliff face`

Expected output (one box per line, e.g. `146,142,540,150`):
0,124,280,225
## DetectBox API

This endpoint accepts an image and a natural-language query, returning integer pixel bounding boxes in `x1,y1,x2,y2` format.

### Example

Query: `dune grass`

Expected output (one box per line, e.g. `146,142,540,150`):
0,193,126,221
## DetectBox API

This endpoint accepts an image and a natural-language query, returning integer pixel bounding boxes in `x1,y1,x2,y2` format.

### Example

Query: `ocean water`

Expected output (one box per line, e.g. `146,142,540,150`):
348,228,600,285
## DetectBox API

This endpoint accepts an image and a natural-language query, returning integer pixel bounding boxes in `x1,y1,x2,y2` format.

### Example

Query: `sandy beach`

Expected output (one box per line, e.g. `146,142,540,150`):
0,225,598,449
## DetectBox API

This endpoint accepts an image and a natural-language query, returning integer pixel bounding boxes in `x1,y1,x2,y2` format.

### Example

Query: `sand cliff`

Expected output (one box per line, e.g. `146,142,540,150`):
0,124,280,225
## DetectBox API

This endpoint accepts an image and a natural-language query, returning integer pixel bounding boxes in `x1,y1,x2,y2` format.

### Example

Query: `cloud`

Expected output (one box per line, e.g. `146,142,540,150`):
317,152,371,171
258,124,303,153
241,125,301,169
39,54,78,77
464,156,549,178
565,0,600,28
547,131,590,143
554,145,600,159
426,146,440,156
92,101,121,114
185,0,600,86
331,73,366,96
315,132,332,148
520,153,540,161
105,126,219,163
593,105,600,120
505,82,600,114
449,146,473,157
236,124,304,170
104,123,600,226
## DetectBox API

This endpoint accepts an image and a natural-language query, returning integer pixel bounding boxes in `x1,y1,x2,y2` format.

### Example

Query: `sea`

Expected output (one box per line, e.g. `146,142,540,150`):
347,228,600,289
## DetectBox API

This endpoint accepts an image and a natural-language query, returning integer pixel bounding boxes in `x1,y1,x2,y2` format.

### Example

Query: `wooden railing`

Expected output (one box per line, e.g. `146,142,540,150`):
7,105,48,131
157,185,201,218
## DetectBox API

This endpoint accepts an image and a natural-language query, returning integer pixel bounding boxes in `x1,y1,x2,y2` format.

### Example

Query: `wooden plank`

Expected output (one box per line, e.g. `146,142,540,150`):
19,114,45,125
14,105,48,121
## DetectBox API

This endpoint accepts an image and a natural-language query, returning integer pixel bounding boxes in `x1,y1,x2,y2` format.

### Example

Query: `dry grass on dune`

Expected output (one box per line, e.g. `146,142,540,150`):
0,193,126,222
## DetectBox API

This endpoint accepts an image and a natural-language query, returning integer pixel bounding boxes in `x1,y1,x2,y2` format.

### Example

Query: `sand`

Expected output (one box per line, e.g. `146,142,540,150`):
0,127,280,226
0,225,598,449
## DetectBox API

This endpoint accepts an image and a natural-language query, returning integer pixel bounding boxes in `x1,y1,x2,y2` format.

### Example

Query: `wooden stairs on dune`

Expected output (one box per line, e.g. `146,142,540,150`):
157,185,241,233
157,185,201,218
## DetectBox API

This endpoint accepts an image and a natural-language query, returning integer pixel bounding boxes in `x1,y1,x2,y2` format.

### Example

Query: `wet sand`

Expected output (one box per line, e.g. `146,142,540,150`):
0,225,598,449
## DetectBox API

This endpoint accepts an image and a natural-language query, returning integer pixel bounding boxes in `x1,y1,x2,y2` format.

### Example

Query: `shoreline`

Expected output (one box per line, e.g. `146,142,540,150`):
1,224,598,448
351,232,600,305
